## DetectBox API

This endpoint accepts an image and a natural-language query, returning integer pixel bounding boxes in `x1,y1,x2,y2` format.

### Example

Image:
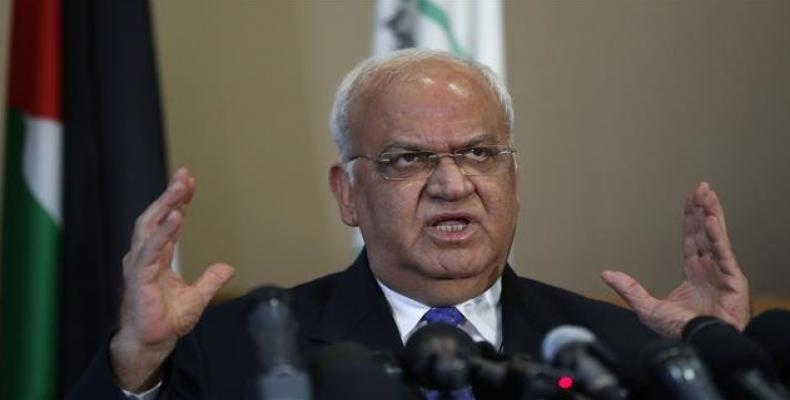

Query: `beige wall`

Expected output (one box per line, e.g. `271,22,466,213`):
507,1,790,298
2,1,789,301
151,1,373,296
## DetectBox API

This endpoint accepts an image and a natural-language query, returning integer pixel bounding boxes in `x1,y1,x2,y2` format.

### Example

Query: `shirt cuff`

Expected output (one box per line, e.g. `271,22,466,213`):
122,381,162,400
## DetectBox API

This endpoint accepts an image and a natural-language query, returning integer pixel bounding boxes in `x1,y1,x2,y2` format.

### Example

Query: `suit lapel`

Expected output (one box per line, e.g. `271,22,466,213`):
500,266,564,358
307,249,404,354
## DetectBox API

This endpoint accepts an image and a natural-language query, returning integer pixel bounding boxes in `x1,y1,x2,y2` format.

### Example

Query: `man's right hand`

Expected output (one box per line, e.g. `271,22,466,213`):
110,168,235,392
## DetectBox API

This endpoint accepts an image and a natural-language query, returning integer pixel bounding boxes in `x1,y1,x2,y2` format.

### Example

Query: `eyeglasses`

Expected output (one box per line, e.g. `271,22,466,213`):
347,145,517,181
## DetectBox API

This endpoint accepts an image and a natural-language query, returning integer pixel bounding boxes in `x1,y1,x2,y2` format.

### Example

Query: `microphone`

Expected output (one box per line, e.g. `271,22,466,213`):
403,324,578,399
639,339,725,400
541,325,628,400
401,323,478,392
683,316,790,400
745,309,790,384
247,286,312,400
310,342,416,400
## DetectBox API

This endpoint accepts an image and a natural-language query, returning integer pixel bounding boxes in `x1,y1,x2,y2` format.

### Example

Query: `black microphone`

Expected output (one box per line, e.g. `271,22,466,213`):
639,339,725,400
402,323,478,392
683,316,790,400
541,325,628,400
247,286,312,400
310,342,417,400
745,309,790,384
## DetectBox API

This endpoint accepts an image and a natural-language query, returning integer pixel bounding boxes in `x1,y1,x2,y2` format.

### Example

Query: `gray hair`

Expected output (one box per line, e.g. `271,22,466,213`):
329,48,514,161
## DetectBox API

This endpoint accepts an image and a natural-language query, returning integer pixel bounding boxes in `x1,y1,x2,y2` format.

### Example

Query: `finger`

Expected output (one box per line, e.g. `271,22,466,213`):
693,181,711,207
194,263,235,303
174,175,197,220
184,175,197,205
134,243,176,286
705,215,740,275
692,182,723,231
131,178,190,245
601,270,660,318
134,210,183,278
704,213,730,251
142,168,192,222
694,230,712,256
682,190,702,236
701,189,728,234
682,235,698,259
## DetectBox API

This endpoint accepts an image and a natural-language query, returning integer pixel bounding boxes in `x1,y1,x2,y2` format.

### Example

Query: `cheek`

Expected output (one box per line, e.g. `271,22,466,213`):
477,180,519,232
362,181,424,234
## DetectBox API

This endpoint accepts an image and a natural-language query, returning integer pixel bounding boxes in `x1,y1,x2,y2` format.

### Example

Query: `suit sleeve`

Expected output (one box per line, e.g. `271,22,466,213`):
65,337,130,400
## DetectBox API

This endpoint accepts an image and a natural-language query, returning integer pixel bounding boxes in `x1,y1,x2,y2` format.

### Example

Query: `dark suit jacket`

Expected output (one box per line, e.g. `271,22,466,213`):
68,250,659,399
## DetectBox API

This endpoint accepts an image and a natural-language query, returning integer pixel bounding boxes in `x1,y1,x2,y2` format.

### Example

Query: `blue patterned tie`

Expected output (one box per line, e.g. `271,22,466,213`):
422,307,475,400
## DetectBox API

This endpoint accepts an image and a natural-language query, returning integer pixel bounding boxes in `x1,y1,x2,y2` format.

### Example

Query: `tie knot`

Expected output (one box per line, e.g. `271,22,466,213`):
423,307,466,326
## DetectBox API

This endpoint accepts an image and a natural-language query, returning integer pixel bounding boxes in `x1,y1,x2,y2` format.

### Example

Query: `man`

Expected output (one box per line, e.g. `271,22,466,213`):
69,49,750,399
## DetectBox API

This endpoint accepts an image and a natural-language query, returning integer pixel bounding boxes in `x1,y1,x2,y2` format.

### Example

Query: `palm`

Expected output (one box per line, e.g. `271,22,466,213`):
131,268,207,344
603,182,750,338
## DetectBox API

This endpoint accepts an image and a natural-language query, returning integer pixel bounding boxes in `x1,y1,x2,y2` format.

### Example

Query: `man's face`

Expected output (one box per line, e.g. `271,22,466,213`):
333,61,519,303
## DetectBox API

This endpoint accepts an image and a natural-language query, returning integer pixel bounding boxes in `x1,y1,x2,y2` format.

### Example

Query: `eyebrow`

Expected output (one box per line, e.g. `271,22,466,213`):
379,133,504,154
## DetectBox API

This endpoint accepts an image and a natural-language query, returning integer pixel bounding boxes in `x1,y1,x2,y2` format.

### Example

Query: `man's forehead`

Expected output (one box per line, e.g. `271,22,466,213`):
353,62,502,124
363,59,487,96
346,58,507,154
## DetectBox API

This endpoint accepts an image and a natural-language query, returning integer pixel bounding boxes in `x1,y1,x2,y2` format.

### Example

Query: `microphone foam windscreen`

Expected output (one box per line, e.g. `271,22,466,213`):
311,342,406,400
684,316,777,378
541,325,596,362
744,309,790,377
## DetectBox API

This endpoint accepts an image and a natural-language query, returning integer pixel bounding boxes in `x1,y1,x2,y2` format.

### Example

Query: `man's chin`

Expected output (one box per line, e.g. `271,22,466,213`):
418,253,495,280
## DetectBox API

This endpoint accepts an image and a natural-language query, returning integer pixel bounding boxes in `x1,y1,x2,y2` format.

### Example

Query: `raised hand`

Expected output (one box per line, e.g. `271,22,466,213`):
601,182,750,339
110,168,234,391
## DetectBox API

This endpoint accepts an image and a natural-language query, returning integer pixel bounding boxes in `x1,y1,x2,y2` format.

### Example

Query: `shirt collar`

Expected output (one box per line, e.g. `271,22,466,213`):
376,277,502,348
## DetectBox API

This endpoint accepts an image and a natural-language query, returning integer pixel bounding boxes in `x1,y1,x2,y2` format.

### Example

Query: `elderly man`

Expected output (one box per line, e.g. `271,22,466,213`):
69,49,750,399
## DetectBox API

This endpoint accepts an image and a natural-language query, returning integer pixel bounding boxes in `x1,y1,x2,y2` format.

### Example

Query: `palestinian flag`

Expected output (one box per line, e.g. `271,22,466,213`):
0,0,62,399
1,0,168,397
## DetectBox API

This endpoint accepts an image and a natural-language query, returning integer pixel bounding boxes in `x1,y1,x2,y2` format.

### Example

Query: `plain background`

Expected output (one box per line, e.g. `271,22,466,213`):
0,1,788,304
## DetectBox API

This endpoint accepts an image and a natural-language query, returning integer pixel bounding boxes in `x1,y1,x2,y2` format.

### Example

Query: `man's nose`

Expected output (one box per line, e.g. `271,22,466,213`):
425,156,475,200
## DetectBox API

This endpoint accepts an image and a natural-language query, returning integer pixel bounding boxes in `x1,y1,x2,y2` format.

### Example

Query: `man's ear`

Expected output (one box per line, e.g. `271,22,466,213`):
329,164,358,226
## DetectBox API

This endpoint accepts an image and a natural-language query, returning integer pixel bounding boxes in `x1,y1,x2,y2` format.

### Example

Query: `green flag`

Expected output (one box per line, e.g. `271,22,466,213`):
373,0,505,77
1,0,63,398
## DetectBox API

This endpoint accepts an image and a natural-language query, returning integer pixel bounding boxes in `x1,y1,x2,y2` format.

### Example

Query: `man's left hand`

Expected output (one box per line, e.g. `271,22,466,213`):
602,182,751,338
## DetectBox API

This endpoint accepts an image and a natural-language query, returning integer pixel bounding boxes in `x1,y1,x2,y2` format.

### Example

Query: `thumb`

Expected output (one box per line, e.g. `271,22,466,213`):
601,270,658,317
195,263,235,303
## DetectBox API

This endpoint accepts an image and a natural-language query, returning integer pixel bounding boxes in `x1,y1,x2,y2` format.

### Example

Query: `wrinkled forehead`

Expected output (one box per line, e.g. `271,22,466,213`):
347,60,506,146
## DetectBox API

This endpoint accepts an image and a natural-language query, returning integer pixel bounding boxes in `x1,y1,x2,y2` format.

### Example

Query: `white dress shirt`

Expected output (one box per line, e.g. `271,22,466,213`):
376,277,503,350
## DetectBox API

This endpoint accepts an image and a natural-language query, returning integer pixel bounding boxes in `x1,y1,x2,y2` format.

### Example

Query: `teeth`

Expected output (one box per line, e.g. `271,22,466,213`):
433,219,469,232
436,224,465,232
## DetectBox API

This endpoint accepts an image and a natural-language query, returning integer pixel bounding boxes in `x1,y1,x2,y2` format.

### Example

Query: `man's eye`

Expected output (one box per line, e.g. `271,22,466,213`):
392,153,422,167
461,147,494,161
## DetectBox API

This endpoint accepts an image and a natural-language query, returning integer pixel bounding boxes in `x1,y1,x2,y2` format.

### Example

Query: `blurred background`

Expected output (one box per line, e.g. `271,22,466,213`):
2,0,789,300
2,2,790,300
1,1,789,396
